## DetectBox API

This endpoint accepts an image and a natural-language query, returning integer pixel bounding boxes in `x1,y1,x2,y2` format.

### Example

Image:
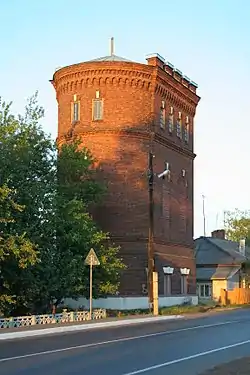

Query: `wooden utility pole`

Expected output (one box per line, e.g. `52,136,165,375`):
148,150,154,310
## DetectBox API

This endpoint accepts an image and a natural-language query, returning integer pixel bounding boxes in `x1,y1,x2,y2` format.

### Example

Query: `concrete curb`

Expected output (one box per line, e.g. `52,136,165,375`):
0,315,183,341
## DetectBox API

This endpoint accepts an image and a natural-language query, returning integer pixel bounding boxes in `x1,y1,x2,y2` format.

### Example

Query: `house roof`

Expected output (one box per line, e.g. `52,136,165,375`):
197,266,241,280
196,267,215,280
195,236,249,266
86,54,133,63
212,266,240,279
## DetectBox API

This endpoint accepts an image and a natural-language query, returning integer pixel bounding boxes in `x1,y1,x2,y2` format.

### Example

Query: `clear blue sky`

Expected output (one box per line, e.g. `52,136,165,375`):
1,0,250,238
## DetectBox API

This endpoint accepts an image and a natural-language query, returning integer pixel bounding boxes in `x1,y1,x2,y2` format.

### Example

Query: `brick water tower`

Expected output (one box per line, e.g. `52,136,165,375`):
51,39,200,306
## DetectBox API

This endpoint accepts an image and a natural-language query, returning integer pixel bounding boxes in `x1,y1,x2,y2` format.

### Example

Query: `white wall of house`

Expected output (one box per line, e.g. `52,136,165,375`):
212,279,227,301
63,295,198,310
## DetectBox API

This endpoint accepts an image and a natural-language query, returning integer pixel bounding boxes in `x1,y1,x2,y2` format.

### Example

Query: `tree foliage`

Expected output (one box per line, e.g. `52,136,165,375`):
0,93,125,316
224,209,250,246
0,184,37,314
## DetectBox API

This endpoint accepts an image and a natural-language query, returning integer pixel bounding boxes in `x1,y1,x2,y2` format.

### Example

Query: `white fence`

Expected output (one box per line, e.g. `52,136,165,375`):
0,309,106,329
64,295,199,310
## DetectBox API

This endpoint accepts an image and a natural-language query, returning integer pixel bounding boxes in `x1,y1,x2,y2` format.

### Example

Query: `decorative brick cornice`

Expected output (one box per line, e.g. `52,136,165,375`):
155,80,198,115
52,61,199,117
52,63,154,97
110,235,195,256
57,129,148,145
57,128,195,159
154,133,196,159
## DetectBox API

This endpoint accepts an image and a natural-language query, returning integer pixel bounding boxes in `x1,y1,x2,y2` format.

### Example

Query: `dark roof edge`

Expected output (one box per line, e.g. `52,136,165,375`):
205,237,245,260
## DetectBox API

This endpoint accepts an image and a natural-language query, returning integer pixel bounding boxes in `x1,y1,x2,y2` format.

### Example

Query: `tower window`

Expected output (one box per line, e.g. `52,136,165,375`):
160,101,166,129
176,111,182,138
93,99,103,121
168,107,174,133
72,101,80,122
184,116,189,143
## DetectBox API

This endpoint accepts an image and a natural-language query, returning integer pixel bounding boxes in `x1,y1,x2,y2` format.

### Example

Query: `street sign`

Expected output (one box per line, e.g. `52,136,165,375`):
84,248,100,320
84,248,100,266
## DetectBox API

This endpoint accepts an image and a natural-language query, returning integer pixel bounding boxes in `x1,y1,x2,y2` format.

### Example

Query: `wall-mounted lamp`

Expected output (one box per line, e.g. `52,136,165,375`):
157,162,171,180
163,266,174,275
180,267,190,276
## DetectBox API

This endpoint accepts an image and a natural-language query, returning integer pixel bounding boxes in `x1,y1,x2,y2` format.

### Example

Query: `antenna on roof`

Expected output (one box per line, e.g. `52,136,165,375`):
110,37,114,56
202,194,206,237
215,212,219,228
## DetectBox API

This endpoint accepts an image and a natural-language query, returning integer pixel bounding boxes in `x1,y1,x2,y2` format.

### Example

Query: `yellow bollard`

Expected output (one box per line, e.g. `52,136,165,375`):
153,271,159,316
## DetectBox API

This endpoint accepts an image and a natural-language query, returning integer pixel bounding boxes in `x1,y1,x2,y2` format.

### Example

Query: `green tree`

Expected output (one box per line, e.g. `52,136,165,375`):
0,93,56,315
225,209,250,286
20,140,125,312
52,140,125,306
225,209,250,246
0,94,125,315
0,184,37,315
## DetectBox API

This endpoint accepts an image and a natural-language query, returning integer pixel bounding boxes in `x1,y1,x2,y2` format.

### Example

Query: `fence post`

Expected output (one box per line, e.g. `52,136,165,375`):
31,315,36,326
220,288,227,305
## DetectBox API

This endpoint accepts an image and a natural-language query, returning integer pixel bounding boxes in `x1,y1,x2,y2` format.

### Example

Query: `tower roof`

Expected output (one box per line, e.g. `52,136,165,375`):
86,37,133,63
87,54,132,63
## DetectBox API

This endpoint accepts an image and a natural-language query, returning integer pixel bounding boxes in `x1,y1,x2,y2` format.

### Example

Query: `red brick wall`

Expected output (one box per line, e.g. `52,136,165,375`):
53,57,200,296
53,61,154,138
116,240,196,296
78,133,149,239
153,142,194,246
153,76,195,152
155,243,196,295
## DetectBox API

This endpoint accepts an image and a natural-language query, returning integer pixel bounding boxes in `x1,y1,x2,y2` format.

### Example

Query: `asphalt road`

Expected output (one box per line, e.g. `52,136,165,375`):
1,309,250,375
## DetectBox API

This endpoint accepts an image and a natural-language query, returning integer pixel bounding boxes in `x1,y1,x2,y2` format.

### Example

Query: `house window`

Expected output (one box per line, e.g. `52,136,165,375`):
93,99,103,121
168,107,174,133
198,283,212,298
176,111,182,138
160,101,166,129
72,101,80,122
184,116,189,143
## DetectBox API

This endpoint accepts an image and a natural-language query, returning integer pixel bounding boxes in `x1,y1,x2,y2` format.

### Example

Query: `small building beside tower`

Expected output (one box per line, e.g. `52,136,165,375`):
195,229,250,302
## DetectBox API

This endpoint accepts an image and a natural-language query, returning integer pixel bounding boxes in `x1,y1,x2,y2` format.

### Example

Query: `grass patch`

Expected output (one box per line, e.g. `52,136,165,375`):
159,305,205,315
106,304,214,318
106,302,250,318
106,309,150,318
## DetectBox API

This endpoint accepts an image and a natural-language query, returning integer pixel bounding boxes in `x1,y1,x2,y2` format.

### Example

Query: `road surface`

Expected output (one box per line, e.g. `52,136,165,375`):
1,309,250,374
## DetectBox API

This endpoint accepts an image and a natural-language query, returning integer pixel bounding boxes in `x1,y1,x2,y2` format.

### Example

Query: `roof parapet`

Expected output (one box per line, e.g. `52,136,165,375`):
173,68,182,82
146,54,199,94
146,53,165,69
